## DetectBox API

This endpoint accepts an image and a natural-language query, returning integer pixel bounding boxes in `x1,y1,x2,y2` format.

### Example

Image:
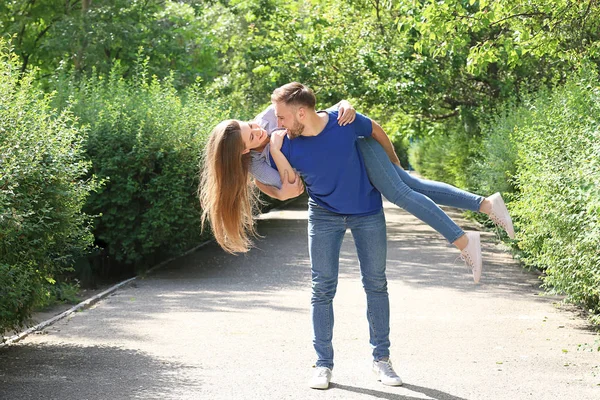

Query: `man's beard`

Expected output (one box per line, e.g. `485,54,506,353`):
286,120,305,139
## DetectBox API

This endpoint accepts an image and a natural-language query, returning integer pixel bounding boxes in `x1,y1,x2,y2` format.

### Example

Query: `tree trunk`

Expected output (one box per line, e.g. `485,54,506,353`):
75,0,92,72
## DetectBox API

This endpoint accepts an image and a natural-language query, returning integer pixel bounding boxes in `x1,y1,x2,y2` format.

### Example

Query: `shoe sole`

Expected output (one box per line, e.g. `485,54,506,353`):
468,232,482,284
381,380,403,386
309,382,330,390
373,370,403,386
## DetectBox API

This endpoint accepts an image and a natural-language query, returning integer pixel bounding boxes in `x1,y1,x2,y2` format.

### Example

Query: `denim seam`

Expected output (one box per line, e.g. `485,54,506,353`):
366,303,378,354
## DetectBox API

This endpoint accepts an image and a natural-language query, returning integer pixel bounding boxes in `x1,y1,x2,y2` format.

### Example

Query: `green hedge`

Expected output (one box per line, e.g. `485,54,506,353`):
0,41,96,333
408,119,480,190
60,64,230,269
411,68,600,321
502,71,599,319
1,50,260,333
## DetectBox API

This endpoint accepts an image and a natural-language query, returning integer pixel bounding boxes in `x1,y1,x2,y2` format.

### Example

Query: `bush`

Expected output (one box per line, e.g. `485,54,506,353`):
472,68,600,319
59,63,230,270
508,70,600,316
468,103,521,196
0,264,37,333
408,120,480,190
0,41,96,334
409,134,455,184
408,67,600,321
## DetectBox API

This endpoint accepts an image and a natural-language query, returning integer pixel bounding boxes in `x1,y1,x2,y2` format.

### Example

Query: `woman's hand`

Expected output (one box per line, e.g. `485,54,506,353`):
255,173,304,200
270,128,287,152
337,100,356,126
280,170,304,198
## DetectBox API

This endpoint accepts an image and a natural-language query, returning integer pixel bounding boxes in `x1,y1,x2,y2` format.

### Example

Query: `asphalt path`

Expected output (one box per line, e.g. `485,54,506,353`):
1,195,598,400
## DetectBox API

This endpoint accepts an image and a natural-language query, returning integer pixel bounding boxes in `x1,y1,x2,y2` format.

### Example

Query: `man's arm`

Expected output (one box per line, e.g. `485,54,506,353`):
371,120,401,167
254,171,304,200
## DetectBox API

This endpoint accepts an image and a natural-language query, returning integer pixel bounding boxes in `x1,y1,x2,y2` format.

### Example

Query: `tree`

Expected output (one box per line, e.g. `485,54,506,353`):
0,0,221,86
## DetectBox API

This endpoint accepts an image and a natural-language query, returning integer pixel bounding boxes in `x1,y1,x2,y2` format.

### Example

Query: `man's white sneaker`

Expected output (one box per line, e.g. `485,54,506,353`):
309,366,332,390
460,231,482,283
488,192,515,239
372,359,403,386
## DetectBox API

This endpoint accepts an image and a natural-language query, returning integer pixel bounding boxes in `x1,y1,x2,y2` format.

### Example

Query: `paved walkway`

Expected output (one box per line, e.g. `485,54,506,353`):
1,196,598,400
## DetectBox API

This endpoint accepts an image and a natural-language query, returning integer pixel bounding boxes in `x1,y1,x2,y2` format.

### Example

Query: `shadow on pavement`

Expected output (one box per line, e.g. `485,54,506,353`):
0,343,199,400
330,383,467,400
250,195,548,300
82,194,554,338
3,196,596,400
47,194,564,345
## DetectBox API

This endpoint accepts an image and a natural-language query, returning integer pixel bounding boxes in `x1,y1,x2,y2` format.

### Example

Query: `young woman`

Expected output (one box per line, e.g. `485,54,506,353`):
199,101,514,283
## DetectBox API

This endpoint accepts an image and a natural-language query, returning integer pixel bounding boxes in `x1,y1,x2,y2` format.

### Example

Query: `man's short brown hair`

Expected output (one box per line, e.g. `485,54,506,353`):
271,82,316,109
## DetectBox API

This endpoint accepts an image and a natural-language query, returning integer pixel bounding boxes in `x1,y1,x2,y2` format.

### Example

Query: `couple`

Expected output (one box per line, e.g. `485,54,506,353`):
199,82,514,389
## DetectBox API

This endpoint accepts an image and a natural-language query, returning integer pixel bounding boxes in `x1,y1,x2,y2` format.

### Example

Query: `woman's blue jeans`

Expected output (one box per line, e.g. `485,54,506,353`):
357,138,484,244
308,200,390,370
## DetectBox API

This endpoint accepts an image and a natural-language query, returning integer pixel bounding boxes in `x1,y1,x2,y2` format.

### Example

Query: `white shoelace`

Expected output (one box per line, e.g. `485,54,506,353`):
315,367,330,378
377,360,398,377
489,211,508,230
459,252,475,271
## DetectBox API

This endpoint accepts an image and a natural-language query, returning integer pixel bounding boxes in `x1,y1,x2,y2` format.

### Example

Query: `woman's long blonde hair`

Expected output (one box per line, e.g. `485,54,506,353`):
199,119,261,253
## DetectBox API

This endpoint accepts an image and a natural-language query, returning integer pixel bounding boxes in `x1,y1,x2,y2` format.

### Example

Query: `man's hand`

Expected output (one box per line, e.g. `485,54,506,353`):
337,100,356,126
270,128,287,152
278,170,304,199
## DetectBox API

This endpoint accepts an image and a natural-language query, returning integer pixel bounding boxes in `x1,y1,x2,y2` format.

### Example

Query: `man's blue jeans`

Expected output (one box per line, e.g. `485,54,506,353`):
358,138,484,244
308,199,389,370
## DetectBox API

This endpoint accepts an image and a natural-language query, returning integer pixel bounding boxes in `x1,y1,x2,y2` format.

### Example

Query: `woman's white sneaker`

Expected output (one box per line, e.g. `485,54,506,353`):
309,366,332,390
488,192,515,239
372,359,403,386
460,231,482,283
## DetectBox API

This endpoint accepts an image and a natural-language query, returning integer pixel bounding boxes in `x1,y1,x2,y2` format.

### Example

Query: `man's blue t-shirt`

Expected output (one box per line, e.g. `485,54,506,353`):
270,110,382,216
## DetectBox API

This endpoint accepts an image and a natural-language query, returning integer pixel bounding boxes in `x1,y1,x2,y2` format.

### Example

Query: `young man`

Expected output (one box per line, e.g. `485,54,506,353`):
268,82,403,389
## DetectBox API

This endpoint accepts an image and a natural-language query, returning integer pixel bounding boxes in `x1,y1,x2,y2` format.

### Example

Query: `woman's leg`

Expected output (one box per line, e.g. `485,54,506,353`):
391,164,483,211
358,138,514,239
361,137,484,211
357,138,464,244
396,166,515,237
358,138,483,282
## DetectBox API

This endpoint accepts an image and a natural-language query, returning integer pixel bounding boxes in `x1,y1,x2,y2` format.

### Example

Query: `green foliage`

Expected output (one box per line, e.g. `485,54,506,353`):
0,263,37,334
5,0,599,124
469,102,522,195
3,0,599,119
46,281,81,306
0,0,220,87
416,0,600,92
0,40,96,333
409,135,456,185
412,70,600,319
508,70,600,314
58,62,229,267
1,0,599,326
470,68,600,316
408,119,481,190
207,0,600,124
365,104,415,168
